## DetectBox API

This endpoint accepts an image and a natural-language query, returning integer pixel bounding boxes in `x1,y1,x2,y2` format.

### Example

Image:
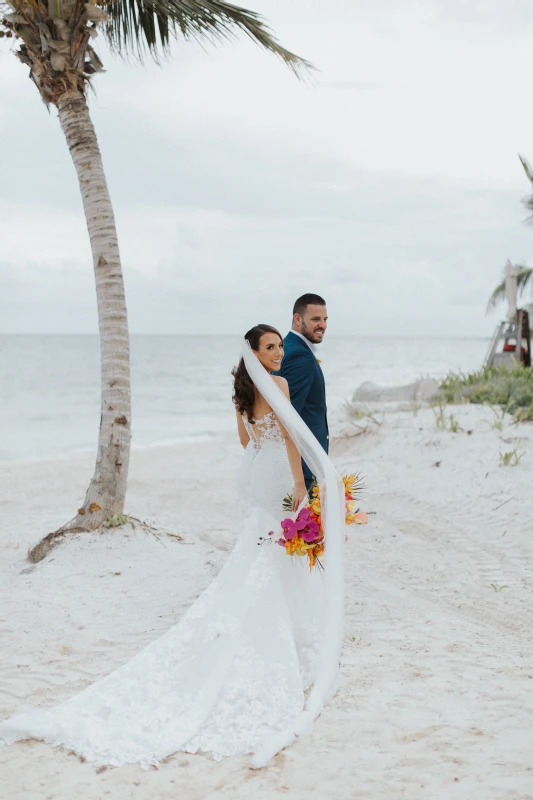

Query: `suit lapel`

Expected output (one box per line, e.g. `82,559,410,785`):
315,359,326,398
286,331,325,395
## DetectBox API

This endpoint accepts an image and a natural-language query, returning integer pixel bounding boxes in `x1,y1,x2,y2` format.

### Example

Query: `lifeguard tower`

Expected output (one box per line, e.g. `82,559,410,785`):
485,261,531,368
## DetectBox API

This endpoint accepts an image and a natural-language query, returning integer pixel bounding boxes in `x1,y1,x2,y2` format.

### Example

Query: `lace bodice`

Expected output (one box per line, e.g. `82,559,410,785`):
242,411,285,449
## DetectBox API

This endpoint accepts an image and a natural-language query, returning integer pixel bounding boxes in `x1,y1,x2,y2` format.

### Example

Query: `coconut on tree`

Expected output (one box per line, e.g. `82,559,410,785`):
0,0,309,561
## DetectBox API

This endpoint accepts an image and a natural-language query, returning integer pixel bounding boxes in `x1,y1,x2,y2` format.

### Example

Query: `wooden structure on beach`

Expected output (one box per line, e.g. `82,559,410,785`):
485,308,531,368
485,261,532,368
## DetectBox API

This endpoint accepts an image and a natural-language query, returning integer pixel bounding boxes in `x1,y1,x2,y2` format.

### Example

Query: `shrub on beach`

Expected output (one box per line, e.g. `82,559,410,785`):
439,363,533,420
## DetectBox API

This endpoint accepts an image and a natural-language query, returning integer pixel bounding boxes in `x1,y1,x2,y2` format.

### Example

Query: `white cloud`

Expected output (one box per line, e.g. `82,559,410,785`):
2,0,533,335
90,0,533,188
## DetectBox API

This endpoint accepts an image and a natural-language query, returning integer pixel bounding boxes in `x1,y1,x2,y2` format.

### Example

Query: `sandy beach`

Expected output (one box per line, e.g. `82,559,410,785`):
1,402,532,799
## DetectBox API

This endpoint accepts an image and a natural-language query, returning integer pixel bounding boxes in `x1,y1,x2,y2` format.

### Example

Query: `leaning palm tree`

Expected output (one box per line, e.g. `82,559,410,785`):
0,0,309,562
488,155,533,313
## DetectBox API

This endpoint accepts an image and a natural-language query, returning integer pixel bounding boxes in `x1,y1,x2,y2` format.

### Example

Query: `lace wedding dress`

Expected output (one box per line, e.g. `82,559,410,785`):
0,343,345,768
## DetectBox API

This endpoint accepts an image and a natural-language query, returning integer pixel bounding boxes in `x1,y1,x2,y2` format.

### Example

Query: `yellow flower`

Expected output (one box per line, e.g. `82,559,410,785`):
285,537,299,556
311,498,321,516
285,536,309,557
346,511,368,525
342,473,362,497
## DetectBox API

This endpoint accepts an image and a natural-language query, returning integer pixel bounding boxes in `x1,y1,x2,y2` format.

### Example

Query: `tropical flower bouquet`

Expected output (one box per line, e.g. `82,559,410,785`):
265,474,367,572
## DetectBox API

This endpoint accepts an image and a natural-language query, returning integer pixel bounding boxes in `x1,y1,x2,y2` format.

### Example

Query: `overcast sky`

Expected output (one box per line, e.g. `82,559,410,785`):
2,0,533,336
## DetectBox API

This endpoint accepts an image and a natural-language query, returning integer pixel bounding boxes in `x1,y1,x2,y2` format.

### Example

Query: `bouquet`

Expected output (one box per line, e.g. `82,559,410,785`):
266,474,367,572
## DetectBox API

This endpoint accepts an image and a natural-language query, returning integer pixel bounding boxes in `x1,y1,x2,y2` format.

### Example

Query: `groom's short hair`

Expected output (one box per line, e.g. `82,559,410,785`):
293,293,326,317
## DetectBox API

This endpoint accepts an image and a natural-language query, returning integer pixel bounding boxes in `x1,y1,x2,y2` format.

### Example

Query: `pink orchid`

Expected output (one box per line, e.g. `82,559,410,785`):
295,508,311,529
301,519,320,542
281,518,298,540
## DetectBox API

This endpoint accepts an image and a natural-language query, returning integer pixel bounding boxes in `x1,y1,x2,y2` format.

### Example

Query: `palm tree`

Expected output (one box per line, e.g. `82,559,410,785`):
488,155,533,312
0,0,309,562
487,264,533,313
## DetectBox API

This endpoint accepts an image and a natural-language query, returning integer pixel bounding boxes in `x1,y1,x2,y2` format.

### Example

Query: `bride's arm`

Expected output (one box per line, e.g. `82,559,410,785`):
272,376,307,511
235,409,250,448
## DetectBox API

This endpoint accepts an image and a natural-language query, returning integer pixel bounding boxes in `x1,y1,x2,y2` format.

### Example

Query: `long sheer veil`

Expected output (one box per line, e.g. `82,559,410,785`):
0,339,345,769
241,340,345,768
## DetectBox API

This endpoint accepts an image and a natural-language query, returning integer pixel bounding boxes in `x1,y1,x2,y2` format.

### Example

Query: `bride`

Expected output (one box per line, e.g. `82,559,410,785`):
0,325,345,769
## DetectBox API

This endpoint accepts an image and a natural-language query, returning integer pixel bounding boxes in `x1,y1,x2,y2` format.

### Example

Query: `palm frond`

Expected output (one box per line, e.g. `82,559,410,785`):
487,278,506,312
102,0,313,75
487,265,533,313
515,265,533,296
519,154,533,225
519,154,533,184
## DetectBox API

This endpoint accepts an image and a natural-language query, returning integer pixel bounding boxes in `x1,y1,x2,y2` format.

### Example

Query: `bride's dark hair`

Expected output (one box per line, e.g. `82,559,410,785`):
232,324,283,424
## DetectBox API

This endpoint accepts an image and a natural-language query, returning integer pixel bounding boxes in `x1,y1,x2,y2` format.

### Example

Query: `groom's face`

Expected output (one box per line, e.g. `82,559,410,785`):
296,304,328,344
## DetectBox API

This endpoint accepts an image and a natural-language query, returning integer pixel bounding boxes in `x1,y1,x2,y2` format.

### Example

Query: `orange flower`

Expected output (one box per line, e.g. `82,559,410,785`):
346,511,368,525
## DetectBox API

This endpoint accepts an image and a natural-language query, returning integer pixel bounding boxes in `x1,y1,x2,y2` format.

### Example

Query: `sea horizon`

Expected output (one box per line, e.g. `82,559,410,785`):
0,333,490,464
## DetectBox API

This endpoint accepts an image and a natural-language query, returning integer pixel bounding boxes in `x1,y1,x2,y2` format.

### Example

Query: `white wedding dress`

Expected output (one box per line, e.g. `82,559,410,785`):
0,413,323,767
0,343,345,768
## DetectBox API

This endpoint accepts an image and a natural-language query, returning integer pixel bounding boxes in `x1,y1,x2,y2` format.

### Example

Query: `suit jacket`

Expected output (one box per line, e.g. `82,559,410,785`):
279,331,329,486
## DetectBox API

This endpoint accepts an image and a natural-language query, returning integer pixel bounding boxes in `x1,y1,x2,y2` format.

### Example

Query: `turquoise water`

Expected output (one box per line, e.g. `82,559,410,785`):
0,334,488,463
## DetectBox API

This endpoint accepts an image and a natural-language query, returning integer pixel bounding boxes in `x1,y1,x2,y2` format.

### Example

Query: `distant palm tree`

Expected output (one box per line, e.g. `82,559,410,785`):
488,155,533,312
0,0,309,561
487,265,533,311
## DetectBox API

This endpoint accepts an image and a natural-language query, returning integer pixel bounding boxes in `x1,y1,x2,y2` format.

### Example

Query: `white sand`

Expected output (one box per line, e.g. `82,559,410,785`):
1,404,532,799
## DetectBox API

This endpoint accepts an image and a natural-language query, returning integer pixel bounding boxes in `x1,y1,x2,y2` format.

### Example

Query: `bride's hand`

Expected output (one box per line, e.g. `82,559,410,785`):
291,482,308,512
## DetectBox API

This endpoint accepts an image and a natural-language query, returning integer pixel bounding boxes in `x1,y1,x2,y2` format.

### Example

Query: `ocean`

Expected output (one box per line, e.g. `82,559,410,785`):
0,334,489,464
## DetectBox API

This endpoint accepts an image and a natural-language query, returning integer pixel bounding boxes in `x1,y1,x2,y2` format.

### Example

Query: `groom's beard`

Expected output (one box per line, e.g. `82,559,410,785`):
301,322,326,344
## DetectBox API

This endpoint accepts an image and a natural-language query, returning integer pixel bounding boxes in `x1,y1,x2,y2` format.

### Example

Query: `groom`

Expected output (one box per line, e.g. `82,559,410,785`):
279,293,329,491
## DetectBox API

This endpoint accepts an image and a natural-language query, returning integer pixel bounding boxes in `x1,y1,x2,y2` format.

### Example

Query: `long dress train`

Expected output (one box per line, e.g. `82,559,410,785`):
0,412,324,768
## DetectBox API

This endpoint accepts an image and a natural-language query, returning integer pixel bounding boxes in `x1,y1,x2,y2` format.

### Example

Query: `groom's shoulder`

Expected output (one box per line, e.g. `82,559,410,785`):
284,332,313,358
284,331,304,350
282,339,315,375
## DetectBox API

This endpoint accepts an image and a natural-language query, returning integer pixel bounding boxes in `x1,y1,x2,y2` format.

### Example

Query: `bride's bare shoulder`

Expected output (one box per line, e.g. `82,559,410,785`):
271,374,290,398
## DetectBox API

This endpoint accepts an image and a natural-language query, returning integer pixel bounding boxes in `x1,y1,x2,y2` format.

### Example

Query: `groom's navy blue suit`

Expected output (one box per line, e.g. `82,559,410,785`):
279,331,329,490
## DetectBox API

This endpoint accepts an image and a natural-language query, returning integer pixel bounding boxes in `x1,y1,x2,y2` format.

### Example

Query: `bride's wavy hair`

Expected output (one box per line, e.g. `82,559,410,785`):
232,324,283,424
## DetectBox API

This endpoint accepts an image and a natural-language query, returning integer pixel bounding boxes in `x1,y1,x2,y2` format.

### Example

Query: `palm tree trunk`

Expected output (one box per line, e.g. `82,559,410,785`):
29,91,131,560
